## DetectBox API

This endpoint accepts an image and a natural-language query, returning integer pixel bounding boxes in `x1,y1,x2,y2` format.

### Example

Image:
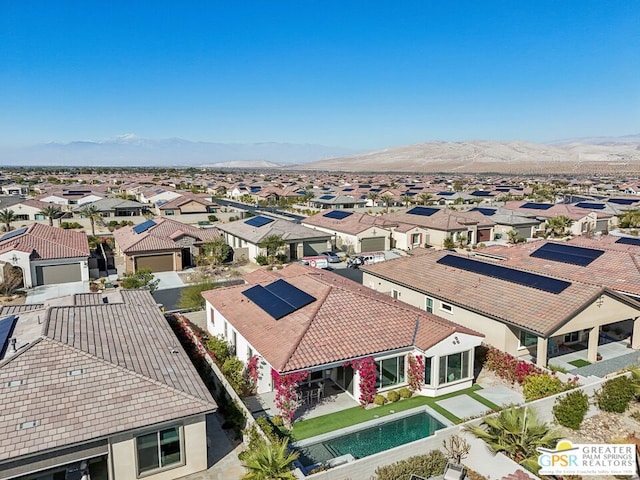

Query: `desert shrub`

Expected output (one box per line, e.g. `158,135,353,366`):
271,415,284,427
387,390,400,402
548,364,569,374
553,390,590,429
255,416,281,442
275,253,287,264
483,347,542,384
222,357,250,394
595,376,635,413
206,335,231,365
398,387,412,399
60,221,82,229
255,254,268,266
374,451,447,480
522,373,572,401
374,394,388,406
208,214,219,222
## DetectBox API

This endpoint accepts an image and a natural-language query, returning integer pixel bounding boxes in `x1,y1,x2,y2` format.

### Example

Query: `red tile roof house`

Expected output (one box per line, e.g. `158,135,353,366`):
0,223,90,288
155,193,218,216
361,249,640,367
113,217,222,273
201,264,484,406
0,290,217,480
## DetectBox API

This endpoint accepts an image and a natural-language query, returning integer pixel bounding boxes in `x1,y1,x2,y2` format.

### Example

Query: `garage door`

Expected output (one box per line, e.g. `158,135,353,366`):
360,237,386,252
135,254,174,273
477,229,492,242
303,241,328,256
35,264,82,286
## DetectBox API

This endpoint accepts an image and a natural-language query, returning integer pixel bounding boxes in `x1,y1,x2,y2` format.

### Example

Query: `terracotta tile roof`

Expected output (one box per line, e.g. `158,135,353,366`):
113,217,221,253
0,289,216,461
0,304,44,315
302,210,396,235
0,223,90,260
217,217,332,244
202,264,482,372
158,194,215,210
501,469,536,480
362,249,607,336
382,207,495,231
479,239,640,297
503,201,613,220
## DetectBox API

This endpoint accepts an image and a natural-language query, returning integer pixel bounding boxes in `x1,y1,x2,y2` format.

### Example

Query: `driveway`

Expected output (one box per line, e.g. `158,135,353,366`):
25,281,90,304
153,271,185,290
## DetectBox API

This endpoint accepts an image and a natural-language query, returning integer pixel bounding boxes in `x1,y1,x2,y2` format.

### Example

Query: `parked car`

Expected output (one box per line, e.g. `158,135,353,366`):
357,251,386,265
299,256,330,269
321,251,341,263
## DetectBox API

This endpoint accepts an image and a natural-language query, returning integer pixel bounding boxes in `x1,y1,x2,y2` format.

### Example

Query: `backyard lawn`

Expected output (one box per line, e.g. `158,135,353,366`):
288,385,500,441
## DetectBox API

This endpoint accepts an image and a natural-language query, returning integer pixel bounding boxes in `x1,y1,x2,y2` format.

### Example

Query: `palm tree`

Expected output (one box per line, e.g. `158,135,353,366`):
242,438,299,480
0,209,16,232
418,192,432,206
381,193,394,214
367,191,379,207
465,407,561,475
546,215,574,237
259,234,285,264
301,191,314,207
39,205,61,227
401,194,412,208
620,210,640,228
79,205,102,237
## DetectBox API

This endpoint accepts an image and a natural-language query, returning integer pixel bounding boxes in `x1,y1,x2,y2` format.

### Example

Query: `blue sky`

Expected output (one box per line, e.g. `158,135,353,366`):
1,1,638,150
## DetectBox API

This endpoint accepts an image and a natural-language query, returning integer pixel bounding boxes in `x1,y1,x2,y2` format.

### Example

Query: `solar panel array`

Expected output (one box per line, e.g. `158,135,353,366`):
530,242,605,266
609,198,638,205
407,207,439,217
319,195,335,200
470,207,496,216
323,210,353,220
0,315,17,358
132,219,156,234
0,227,28,242
437,191,454,196
616,237,640,247
575,202,606,210
471,191,493,196
244,216,274,228
520,202,553,210
437,254,571,294
242,279,316,319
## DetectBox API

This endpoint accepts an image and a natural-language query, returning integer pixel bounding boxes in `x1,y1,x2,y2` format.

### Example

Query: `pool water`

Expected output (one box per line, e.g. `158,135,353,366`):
296,410,445,468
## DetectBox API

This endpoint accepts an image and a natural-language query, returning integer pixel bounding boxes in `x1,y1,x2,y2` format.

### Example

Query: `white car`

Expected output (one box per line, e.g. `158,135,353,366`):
321,251,341,263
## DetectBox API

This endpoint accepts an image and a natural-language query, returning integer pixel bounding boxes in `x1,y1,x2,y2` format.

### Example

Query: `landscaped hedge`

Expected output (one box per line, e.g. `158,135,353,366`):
522,373,575,402
595,376,635,413
553,390,589,429
374,450,447,480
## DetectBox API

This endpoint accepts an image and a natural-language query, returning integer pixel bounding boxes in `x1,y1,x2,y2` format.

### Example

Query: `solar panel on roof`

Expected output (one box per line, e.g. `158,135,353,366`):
242,285,295,319
323,210,353,220
0,315,17,358
470,207,496,216
616,237,640,247
437,254,571,294
575,202,606,210
132,219,156,234
530,242,604,266
265,279,316,310
471,191,493,196
343,188,354,191
438,191,454,196
520,202,553,210
407,206,438,216
609,198,638,205
244,216,274,227
319,195,335,200
0,227,28,242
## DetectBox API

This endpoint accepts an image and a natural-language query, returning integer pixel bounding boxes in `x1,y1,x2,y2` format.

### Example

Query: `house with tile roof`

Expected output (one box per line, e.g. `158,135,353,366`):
310,194,367,210
202,264,484,400
71,197,147,217
113,217,222,273
155,193,217,216
361,249,640,367
0,289,217,480
37,189,104,210
0,223,90,288
217,215,333,263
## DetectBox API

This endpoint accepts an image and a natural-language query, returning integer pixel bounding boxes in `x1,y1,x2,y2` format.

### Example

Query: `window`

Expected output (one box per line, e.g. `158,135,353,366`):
209,308,215,328
392,289,399,299
426,297,433,313
136,426,182,475
223,321,228,339
440,302,452,313
165,210,175,216
411,233,421,245
519,330,537,348
424,357,432,385
15,214,28,221
438,351,470,384
247,346,253,360
34,214,45,220
231,330,237,347
375,356,406,389
564,331,580,343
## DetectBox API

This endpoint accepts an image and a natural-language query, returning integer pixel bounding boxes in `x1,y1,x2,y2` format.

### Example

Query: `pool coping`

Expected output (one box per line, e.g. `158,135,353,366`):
292,404,454,448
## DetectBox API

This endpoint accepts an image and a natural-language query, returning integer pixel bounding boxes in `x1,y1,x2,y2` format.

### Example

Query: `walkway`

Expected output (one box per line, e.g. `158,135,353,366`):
572,349,640,377
25,281,89,304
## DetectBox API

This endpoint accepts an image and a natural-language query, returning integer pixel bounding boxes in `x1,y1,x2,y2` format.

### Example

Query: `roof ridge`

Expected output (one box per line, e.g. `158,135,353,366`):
44,337,215,407
0,337,44,369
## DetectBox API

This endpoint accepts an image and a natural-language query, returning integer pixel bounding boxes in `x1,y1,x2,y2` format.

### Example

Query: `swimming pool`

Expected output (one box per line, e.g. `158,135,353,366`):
295,408,446,469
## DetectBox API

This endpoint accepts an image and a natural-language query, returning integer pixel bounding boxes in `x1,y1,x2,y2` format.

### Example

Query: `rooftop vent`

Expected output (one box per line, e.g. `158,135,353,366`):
67,368,84,377
6,379,25,388
17,420,38,430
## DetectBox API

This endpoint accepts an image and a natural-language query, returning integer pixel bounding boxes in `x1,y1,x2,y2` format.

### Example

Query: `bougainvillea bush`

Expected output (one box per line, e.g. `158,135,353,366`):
271,369,309,429
345,357,377,406
407,353,425,393
483,347,543,384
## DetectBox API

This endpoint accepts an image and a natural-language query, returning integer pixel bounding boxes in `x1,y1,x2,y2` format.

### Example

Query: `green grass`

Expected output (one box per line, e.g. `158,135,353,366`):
287,385,501,441
568,359,591,368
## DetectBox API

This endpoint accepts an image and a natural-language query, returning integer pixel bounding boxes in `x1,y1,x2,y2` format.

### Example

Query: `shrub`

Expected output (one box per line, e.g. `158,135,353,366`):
206,335,231,365
255,416,280,443
222,357,249,394
522,373,572,401
374,451,447,480
553,390,589,430
387,390,400,402
208,214,219,222
271,415,284,427
483,347,543,384
275,253,287,264
60,221,82,229
374,394,388,406
595,376,635,413
398,387,412,399
255,254,268,266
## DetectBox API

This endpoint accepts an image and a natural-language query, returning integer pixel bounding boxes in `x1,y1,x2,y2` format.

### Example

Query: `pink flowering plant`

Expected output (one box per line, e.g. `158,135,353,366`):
484,347,543,384
407,353,425,393
244,355,260,394
271,369,309,429
344,356,377,406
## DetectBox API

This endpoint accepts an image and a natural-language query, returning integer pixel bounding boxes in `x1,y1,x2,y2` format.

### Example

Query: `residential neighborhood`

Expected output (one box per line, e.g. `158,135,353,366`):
1,167,640,480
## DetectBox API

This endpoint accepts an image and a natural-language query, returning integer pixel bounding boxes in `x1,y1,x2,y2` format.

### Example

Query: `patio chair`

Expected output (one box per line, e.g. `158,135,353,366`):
316,385,324,401
443,462,467,480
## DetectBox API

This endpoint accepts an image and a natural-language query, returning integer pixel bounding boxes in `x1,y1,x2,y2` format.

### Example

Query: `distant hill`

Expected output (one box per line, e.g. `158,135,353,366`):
0,134,354,167
297,137,640,174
